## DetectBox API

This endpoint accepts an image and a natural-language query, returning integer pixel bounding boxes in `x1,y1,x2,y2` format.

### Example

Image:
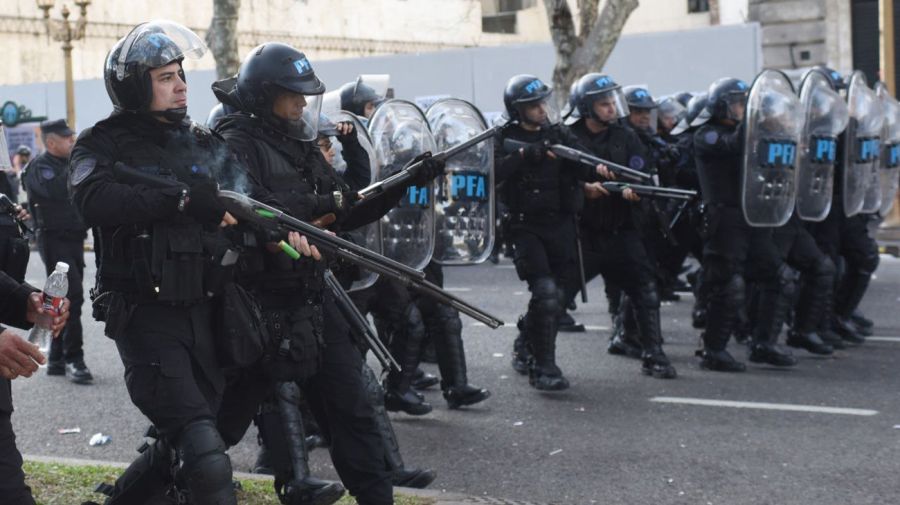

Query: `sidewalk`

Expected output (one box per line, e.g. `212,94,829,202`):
23,454,548,505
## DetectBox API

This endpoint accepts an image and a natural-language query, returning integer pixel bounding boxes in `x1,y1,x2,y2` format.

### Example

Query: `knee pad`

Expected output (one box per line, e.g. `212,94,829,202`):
775,264,797,298
528,277,560,317
722,274,746,310
432,303,463,339
815,255,837,280
360,363,385,406
634,281,660,310
175,419,234,502
402,304,426,343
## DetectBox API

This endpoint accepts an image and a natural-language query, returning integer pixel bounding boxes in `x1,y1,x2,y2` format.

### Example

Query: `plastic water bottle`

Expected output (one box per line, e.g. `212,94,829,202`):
28,261,69,354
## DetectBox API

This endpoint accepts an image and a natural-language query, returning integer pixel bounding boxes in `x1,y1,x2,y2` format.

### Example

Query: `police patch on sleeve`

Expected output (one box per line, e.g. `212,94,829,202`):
40,167,56,180
71,158,97,186
703,130,719,145
628,155,646,171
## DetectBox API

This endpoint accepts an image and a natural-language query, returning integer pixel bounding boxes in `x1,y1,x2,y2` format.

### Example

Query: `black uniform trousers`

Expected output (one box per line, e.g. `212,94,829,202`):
37,230,86,364
564,228,657,313
216,291,392,505
509,217,577,286
114,301,224,439
0,391,34,505
702,207,782,349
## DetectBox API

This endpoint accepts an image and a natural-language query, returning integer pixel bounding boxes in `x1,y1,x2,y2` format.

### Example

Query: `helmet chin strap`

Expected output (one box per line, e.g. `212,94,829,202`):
147,107,187,123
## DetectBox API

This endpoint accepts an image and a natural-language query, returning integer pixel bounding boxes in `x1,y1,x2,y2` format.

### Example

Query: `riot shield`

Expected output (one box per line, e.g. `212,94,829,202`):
331,111,382,291
741,69,803,227
425,98,495,265
367,99,436,270
795,68,850,221
843,71,884,217
875,82,900,217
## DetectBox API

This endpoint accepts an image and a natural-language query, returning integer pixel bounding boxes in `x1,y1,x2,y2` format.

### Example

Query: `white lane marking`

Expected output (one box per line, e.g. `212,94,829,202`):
471,322,609,331
444,287,471,292
866,336,900,342
650,397,878,416
495,265,517,269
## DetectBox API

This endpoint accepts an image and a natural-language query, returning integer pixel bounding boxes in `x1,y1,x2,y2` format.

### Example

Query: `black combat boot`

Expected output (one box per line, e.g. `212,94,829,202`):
359,364,437,491
527,313,569,391
385,306,433,415
431,305,491,409
787,259,835,355
557,311,586,333
633,297,676,379
511,315,531,375
273,382,346,505
607,296,642,359
641,346,677,379
411,368,440,390
748,268,797,367
696,347,747,372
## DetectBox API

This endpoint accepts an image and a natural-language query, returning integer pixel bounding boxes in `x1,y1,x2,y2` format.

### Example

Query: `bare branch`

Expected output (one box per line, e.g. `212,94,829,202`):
574,0,639,70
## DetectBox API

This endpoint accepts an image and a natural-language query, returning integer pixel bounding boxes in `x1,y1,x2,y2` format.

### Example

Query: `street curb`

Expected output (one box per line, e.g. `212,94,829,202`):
21,454,519,504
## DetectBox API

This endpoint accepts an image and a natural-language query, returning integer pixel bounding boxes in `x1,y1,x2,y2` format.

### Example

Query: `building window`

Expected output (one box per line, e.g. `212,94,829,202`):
688,0,710,13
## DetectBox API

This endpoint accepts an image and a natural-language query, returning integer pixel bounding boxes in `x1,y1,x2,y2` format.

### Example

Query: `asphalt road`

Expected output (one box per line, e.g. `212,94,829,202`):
11,251,900,505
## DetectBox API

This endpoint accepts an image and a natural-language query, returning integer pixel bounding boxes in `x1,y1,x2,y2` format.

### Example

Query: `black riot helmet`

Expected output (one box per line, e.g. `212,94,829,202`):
573,73,630,125
104,20,206,121
814,64,847,91
674,91,694,107
233,42,326,140
656,95,687,135
340,77,383,118
624,86,658,110
692,77,748,127
502,74,559,127
670,92,708,136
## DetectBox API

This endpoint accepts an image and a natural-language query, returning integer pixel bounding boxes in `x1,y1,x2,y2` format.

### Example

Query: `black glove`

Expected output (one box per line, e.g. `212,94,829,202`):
185,181,227,225
521,143,547,164
409,152,446,185
336,121,358,145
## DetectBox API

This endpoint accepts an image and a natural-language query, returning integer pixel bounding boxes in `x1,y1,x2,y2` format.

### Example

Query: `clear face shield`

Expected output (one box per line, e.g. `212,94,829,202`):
297,94,322,142
629,107,658,134
724,92,748,123
515,96,560,127
589,88,630,125
115,20,207,81
657,98,686,135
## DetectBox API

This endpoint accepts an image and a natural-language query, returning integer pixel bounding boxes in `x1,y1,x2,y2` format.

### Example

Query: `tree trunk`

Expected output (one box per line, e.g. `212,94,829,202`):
207,0,242,79
544,0,639,108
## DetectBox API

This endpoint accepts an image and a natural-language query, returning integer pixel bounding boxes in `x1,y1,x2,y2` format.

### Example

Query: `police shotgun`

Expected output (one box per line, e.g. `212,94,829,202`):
357,126,500,200
217,190,505,329
600,182,698,201
324,269,400,372
502,139,652,183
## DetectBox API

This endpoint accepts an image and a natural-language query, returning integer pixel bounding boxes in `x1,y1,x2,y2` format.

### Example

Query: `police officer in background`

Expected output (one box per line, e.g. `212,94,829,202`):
495,74,597,391
563,73,677,380
693,77,798,371
69,20,253,504
340,77,384,120
23,119,91,384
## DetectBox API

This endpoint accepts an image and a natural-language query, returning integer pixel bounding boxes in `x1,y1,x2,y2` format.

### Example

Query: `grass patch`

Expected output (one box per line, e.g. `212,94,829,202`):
24,460,434,504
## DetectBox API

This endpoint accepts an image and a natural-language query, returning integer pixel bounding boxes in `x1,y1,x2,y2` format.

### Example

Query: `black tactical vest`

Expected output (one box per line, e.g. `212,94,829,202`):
571,122,639,232
94,117,229,303
499,124,581,218
216,114,348,296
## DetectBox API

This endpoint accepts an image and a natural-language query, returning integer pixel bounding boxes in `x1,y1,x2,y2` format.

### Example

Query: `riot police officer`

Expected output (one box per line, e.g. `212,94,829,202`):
23,119,92,384
563,73,677,379
210,42,442,505
340,77,384,120
809,66,877,345
69,20,249,503
693,77,798,371
495,74,597,390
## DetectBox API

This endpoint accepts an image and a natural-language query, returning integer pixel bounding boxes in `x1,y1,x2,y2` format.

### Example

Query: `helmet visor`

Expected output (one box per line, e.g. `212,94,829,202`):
515,96,560,127
657,97,687,134
587,88,630,122
116,20,207,81
295,94,322,142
